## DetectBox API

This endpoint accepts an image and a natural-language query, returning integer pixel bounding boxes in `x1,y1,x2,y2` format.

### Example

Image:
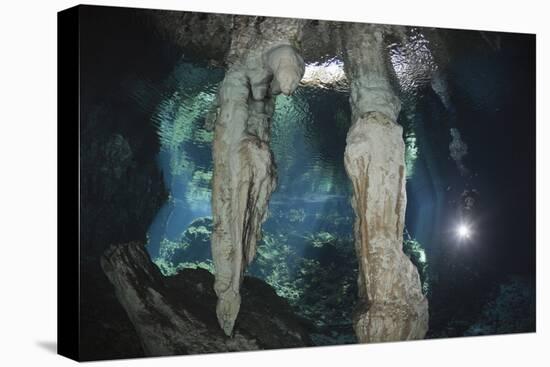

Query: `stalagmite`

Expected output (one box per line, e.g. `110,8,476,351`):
211,17,305,336
341,23,429,342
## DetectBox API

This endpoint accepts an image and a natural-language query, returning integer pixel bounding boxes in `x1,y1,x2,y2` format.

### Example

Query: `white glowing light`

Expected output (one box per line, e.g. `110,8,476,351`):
302,58,346,86
457,224,471,239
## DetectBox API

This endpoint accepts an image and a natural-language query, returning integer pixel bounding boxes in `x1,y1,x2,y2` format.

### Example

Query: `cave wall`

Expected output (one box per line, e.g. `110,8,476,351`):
78,6,178,359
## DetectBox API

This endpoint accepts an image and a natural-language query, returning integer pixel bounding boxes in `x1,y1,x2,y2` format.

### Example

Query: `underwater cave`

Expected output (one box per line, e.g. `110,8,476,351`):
147,58,359,344
77,5,535,360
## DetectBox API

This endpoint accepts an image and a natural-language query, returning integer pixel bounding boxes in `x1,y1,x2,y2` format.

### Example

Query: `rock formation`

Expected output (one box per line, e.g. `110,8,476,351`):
341,23,429,342
101,242,312,356
211,17,306,336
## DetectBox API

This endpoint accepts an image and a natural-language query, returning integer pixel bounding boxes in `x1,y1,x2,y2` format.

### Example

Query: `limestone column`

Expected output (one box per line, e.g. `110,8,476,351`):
341,23,429,342
211,16,305,336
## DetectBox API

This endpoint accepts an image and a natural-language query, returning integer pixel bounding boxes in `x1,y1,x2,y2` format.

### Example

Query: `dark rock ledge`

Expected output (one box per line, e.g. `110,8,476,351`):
101,242,313,356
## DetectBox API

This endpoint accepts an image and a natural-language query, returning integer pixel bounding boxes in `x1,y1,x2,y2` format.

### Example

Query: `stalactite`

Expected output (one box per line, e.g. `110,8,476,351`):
211,17,306,336
341,23,429,342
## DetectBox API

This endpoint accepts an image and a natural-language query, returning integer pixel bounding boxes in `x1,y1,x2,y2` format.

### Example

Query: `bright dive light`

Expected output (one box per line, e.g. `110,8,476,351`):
457,224,471,239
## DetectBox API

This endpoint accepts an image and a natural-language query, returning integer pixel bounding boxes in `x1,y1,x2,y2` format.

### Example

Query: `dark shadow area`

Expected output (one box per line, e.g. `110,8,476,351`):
36,341,57,354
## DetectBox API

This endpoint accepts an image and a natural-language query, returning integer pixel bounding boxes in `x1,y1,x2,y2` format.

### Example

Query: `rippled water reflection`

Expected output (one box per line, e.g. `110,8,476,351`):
147,62,356,254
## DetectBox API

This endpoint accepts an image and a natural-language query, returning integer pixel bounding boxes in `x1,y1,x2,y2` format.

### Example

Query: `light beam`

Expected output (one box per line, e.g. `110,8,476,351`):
457,223,471,239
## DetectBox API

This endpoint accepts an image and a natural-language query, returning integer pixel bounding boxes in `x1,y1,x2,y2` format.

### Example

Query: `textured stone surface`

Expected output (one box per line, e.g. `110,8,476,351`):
150,11,234,63
341,23,402,122
342,23,429,343
101,242,312,356
211,19,306,336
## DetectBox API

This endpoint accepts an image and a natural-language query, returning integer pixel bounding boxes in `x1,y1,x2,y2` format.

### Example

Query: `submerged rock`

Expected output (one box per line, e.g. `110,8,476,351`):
155,217,214,275
211,18,306,335
153,213,358,345
464,276,535,336
249,230,358,341
341,23,429,342
101,242,312,356
403,235,430,295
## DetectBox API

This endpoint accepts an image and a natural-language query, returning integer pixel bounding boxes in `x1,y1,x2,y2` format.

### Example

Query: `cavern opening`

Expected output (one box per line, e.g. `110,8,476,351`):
146,58,361,344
